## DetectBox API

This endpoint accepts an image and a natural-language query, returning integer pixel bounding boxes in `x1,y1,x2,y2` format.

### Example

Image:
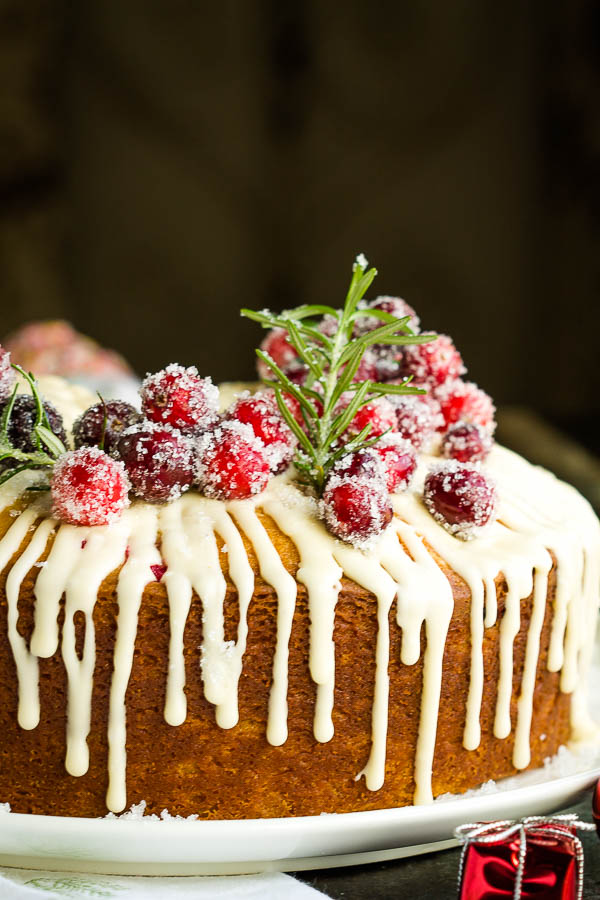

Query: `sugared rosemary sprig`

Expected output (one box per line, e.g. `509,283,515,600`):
242,255,435,494
0,365,67,488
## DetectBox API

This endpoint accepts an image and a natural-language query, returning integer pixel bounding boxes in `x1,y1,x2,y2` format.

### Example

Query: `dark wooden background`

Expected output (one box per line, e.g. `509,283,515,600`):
0,1,599,444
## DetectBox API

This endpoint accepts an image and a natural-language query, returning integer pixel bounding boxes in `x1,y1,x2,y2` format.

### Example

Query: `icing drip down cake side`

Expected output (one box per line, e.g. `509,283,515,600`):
0,444,597,818
0,258,598,819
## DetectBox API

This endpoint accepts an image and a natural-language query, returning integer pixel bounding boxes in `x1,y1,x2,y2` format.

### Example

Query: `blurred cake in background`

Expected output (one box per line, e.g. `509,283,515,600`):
3,321,140,406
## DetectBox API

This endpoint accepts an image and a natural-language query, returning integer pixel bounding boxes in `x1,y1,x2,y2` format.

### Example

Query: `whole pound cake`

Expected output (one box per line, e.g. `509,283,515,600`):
0,256,597,819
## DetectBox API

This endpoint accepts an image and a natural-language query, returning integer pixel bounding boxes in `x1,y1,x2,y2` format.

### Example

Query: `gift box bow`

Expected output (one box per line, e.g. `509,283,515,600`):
454,815,595,900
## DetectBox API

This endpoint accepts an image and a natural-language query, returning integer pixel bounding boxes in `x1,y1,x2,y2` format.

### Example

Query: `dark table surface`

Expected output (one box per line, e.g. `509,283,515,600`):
295,797,599,897
294,412,600,898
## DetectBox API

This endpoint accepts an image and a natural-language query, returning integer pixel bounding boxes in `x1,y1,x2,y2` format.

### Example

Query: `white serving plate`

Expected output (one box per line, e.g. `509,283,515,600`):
0,761,598,876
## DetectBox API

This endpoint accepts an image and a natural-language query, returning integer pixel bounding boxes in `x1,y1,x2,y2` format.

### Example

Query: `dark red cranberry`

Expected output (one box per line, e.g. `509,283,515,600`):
374,434,418,492
196,420,271,500
51,447,130,526
0,395,66,453
441,422,493,463
423,461,496,539
140,364,219,434
226,392,296,474
322,476,393,545
391,393,444,451
117,424,196,502
331,448,387,483
73,401,142,456
354,296,421,336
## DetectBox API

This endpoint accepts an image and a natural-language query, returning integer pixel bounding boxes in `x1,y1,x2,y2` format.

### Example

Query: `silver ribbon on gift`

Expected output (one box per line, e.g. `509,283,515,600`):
454,814,596,900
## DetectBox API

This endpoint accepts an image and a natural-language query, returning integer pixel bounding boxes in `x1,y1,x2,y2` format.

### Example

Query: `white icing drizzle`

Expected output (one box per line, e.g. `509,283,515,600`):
107,504,160,813
0,442,598,815
227,503,297,746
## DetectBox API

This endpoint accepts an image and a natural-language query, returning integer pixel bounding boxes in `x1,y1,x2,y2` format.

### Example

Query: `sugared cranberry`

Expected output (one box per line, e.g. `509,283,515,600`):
373,434,418,493
226,392,296,474
424,461,497,539
140,364,219,434
434,379,496,433
278,388,323,433
345,396,397,440
0,347,15,401
117,424,196,502
257,328,304,381
0,395,67,454
322,476,393,545
331,448,387,483
196,420,270,500
51,447,130,526
390,393,444,451
402,335,465,387
355,296,421,336
441,422,493,463
73,401,142,456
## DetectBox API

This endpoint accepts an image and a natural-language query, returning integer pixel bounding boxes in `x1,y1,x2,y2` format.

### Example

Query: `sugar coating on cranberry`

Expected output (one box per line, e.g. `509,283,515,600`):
226,391,296,474
331,448,387,484
423,461,497,539
140,364,219,434
196,420,270,500
73,400,142,456
390,393,444,451
373,433,418,493
402,334,465,387
441,422,493,463
434,378,496,433
0,347,15,401
345,396,397,440
117,423,196,503
321,475,393,546
257,328,304,381
51,446,130,526
355,296,421,336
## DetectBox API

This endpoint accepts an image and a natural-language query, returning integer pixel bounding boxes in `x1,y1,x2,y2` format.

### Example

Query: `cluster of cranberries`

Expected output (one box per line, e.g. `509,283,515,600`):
49,364,298,526
259,294,498,542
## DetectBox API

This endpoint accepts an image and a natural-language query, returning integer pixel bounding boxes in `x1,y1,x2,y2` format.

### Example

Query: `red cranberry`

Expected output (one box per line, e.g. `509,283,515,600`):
257,328,304,381
140,364,219,434
51,447,130,526
441,422,493,463
331,449,387,483
117,424,196,502
390,393,444,451
402,334,465,387
226,392,296,474
424,461,497,539
322,476,393,545
434,379,496,433
0,347,15,401
73,401,142,456
354,296,421,336
196,420,271,500
373,434,418,492
345,397,397,440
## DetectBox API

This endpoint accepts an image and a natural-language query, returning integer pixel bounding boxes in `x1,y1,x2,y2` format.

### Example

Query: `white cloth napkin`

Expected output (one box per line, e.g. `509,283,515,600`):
0,868,324,899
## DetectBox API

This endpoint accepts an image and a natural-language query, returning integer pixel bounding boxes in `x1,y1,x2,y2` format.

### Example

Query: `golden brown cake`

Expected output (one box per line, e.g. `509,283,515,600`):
0,257,598,820
0,441,596,818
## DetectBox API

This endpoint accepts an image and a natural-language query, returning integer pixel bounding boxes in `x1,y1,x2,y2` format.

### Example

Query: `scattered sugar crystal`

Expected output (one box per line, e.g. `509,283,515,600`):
354,252,368,270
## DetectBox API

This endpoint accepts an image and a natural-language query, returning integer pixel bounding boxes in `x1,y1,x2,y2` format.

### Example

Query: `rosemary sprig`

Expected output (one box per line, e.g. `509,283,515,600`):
242,255,435,494
0,365,67,489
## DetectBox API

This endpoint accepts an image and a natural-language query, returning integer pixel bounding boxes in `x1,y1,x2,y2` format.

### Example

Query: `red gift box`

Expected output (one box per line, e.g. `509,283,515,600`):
455,815,594,900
